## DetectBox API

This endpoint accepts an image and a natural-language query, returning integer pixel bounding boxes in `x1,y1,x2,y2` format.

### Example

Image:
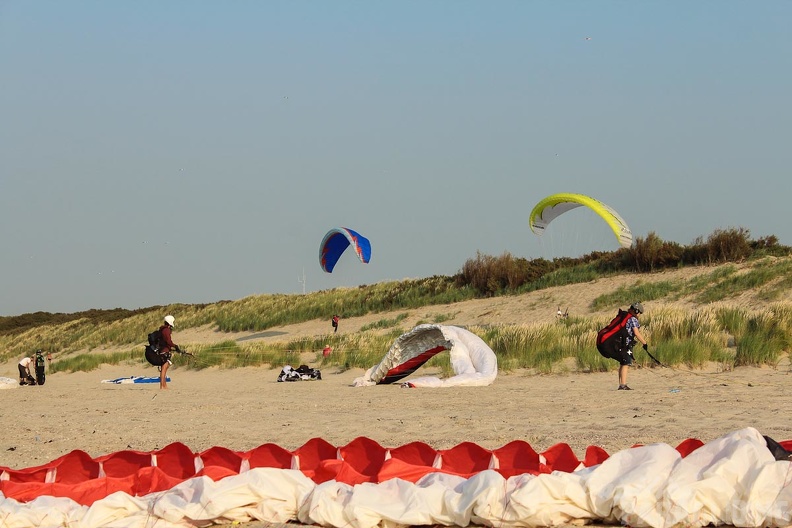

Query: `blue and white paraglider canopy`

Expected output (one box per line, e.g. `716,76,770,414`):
319,227,372,273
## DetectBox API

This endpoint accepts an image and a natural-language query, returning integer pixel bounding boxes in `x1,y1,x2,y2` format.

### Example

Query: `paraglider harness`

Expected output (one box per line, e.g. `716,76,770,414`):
596,309,631,362
145,328,191,367
34,350,46,386
597,310,662,366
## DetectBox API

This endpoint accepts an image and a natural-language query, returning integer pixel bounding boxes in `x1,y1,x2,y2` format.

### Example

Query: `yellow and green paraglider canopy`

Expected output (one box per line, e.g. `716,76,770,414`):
529,193,633,249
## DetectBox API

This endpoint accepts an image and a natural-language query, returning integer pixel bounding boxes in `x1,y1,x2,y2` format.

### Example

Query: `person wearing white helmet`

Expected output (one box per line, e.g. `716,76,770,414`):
157,315,180,389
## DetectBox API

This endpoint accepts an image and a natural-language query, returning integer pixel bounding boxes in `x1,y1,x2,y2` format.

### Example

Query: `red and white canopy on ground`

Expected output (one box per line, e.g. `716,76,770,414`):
1,428,791,528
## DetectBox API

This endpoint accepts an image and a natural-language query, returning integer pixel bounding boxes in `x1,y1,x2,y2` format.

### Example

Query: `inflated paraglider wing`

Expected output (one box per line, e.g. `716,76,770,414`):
352,325,498,388
353,325,452,386
319,227,372,273
528,193,633,248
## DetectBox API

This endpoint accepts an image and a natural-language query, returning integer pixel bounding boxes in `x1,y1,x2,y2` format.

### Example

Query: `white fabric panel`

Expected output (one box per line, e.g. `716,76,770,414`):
406,326,498,387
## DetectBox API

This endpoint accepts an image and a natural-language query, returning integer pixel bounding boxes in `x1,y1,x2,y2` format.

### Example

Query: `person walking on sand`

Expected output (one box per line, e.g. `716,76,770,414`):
331,314,340,333
596,302,648,391
157,315,180,390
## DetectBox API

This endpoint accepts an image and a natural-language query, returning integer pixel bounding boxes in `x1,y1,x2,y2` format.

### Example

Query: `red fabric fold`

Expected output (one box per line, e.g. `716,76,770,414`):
1,435,768,504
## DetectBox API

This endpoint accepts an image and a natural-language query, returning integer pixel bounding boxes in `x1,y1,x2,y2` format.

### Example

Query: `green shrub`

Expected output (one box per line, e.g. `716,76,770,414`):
630,232,684,272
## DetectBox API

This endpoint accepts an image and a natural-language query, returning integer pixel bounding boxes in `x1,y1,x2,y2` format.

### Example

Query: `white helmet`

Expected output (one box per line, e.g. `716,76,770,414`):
164,315,175,327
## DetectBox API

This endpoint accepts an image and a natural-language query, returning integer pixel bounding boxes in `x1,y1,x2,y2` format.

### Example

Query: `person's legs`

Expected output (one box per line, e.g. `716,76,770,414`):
160,361,170,389
618,364,628,386
617,348,633,389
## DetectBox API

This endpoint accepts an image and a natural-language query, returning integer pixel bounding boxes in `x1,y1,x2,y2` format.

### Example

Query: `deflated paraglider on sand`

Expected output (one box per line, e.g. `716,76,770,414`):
353,325,498,388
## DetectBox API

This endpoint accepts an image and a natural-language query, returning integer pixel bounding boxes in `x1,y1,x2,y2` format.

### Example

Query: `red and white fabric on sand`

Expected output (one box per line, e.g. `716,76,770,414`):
1,428,792,527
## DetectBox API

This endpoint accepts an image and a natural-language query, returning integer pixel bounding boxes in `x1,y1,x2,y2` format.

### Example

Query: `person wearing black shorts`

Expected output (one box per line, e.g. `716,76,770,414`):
618,302,648,390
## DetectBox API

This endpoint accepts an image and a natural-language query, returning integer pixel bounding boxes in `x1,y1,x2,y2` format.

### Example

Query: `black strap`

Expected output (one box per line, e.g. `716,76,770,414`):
644,348,665,367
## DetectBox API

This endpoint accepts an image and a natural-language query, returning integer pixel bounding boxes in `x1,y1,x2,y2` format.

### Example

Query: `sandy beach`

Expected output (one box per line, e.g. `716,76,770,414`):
2,267,792,527
2,264,791,471
2,357,791,471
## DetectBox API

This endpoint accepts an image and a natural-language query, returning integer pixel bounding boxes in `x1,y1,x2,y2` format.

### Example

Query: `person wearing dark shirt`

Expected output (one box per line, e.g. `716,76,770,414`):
158,315,179,389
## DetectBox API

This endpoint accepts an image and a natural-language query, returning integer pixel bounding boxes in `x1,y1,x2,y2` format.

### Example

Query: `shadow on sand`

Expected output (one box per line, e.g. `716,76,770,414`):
236,330,288,342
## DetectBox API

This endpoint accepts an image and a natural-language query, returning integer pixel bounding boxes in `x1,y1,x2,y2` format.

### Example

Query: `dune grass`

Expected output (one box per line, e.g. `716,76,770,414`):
45,301,792,378
360,313,409,331
695,258,792,304
5,246,792,375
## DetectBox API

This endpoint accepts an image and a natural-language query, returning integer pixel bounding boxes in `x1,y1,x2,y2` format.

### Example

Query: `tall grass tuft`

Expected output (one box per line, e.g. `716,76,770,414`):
734,308,790,367
50,350,142,373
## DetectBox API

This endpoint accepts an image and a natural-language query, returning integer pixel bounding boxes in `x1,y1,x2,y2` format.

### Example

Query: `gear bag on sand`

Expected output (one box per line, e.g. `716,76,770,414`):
277,365,322,382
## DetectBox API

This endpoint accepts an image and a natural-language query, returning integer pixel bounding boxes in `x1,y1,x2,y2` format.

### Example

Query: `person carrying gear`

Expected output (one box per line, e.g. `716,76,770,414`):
596,302,649,391
18,355,35,385
157,315,180,390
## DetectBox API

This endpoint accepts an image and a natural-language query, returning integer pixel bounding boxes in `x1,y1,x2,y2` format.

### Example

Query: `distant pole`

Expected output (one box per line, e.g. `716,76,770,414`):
298,268,306,294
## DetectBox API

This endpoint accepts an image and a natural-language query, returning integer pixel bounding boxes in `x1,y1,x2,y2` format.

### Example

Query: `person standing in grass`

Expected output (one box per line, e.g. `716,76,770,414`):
597,302,648,391
617,302,648,390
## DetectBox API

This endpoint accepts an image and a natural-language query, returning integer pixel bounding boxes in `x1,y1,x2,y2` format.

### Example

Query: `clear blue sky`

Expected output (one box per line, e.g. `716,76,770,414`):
2,1,790,316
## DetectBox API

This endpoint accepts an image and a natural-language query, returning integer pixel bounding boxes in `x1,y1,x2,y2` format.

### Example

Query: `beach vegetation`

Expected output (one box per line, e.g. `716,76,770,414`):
2,228,791,375
43,302,792,376
360,313,409,331
415,311,458,325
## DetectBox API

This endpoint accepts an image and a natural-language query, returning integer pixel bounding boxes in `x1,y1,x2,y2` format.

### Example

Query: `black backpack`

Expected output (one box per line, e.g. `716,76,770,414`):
148,329,163,352
145,346,167,366
145,329,166,366
596,309,631,360
35,351,46,386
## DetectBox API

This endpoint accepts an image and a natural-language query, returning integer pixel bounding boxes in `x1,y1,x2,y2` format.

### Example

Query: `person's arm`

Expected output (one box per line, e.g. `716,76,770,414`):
633,326,647,346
